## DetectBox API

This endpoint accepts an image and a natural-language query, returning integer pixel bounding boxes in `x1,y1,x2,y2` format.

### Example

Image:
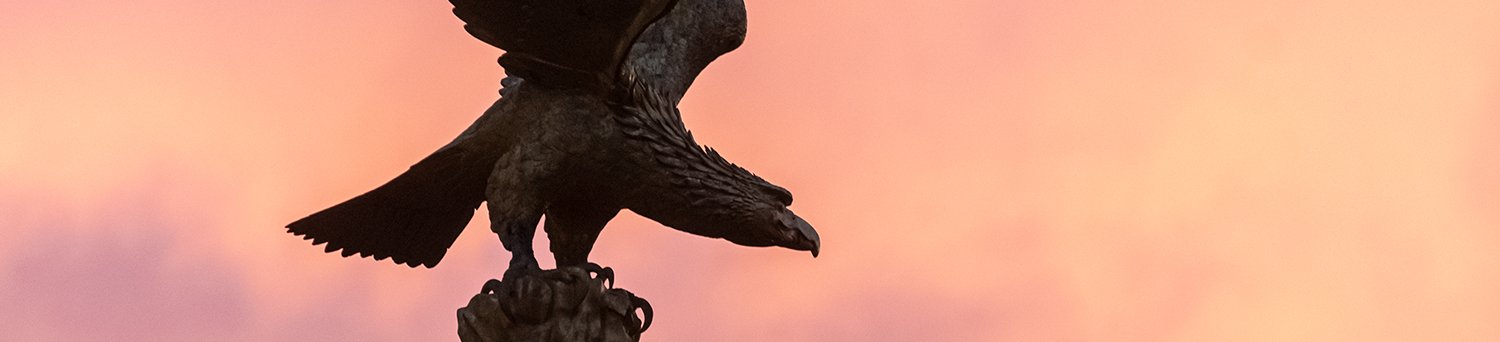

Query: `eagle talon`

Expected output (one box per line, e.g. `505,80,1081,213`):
630,295,653,334
481,279,503,295
579,263,615,289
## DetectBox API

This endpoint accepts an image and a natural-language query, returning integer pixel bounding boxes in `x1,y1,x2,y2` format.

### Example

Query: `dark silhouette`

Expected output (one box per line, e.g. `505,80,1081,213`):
458,267,652,342
285,0,819,282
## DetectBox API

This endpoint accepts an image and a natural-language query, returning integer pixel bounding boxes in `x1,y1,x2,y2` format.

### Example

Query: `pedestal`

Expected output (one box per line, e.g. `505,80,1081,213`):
457,265,652,342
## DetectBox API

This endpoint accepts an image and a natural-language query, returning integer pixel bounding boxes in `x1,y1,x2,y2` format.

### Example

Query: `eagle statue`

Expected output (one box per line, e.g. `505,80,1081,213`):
286,0,820,281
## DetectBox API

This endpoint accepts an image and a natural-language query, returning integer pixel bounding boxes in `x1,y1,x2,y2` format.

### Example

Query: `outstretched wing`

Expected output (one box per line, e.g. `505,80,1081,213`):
286,146,490,268
449,0,680,86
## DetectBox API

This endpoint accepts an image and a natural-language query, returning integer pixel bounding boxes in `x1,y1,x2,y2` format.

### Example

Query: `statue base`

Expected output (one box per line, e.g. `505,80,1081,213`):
457,265,652,342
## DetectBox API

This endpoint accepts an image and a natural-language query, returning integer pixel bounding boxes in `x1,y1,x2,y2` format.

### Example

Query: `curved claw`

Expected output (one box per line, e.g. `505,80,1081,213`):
481,279,503,295
579,263,615,289
631,295,653,334
598,267,614,289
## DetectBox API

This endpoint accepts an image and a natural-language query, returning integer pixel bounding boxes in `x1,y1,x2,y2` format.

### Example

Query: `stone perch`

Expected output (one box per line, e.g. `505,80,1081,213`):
458,265,651,342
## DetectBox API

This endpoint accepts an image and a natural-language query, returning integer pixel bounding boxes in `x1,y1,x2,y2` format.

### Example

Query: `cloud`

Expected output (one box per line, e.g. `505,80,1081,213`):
0,183,251,341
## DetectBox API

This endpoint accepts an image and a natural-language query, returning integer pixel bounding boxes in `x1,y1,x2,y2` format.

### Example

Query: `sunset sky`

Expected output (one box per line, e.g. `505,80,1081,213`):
3,0,1499,340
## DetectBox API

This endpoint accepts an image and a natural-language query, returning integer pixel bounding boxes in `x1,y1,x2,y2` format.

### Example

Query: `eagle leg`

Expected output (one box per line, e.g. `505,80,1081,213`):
495,213,542,282
543,204,619,270
486,150,552,282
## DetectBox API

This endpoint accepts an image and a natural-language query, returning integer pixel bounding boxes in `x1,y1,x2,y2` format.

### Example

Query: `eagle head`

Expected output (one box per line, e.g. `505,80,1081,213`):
712,182,821,258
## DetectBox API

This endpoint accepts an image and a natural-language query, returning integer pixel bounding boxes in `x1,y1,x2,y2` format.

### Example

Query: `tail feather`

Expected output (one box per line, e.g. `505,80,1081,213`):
288,148,488,268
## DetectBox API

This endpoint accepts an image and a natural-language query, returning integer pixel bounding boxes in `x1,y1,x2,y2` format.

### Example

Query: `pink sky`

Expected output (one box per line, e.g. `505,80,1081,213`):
3,0,1499,340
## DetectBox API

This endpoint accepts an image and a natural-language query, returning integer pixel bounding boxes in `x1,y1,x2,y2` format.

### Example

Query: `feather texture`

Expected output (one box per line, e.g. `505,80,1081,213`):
612,71,792,207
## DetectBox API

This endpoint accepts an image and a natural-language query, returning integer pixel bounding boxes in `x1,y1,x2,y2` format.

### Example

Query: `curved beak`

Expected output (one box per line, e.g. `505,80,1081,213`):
788,214,821,258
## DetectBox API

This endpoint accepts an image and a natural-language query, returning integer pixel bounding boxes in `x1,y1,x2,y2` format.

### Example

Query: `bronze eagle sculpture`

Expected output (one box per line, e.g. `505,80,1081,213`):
287,0,819,280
